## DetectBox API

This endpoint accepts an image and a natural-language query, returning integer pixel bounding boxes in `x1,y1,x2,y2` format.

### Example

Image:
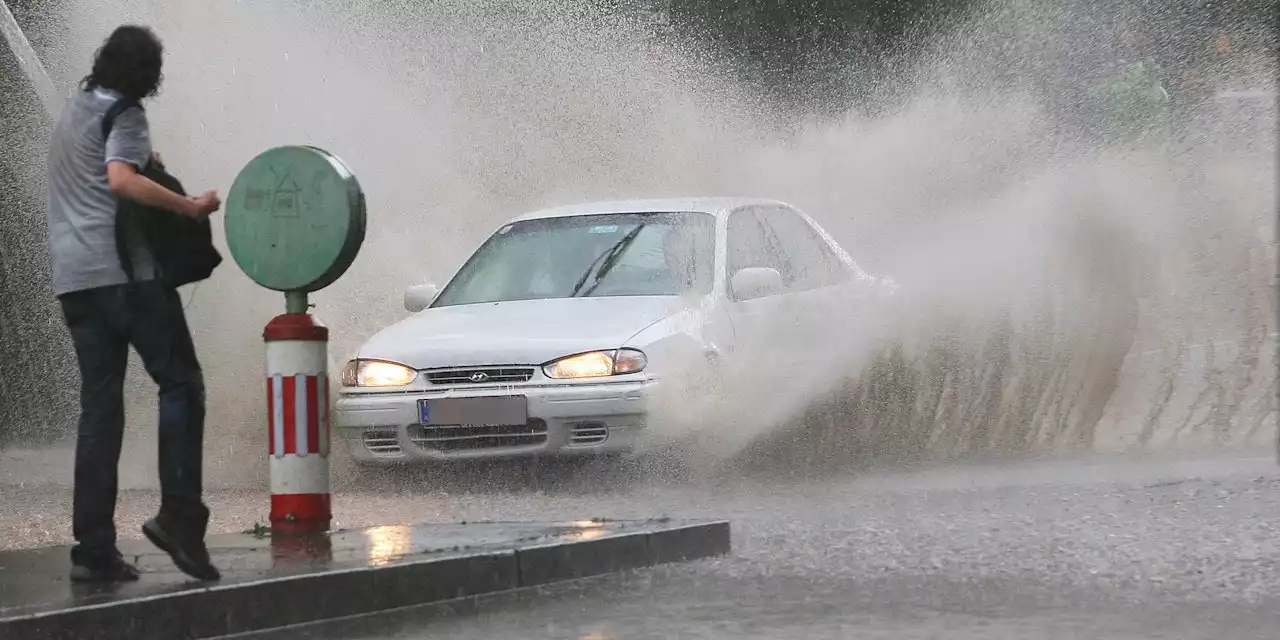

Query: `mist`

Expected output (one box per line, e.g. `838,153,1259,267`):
14,0,1276,486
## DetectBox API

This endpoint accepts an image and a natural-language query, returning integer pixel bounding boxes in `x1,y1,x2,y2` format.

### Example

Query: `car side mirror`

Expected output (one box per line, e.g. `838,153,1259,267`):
731,267,784,301
404,283,440,312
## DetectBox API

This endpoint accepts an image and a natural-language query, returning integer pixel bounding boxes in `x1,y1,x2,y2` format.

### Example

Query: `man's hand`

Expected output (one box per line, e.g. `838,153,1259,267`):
186,190,221,218
108,161,221,219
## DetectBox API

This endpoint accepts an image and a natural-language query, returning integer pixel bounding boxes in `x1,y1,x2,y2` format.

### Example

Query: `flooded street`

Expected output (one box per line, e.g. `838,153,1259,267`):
269,451,1279,639
11,449,1277,638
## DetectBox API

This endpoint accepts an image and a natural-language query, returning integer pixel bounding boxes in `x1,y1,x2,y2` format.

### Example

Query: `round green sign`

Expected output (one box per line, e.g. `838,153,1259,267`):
225,146,366,293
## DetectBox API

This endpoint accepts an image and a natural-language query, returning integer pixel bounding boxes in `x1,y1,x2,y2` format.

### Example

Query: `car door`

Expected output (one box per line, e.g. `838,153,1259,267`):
750,205,874,374
722,206,803,378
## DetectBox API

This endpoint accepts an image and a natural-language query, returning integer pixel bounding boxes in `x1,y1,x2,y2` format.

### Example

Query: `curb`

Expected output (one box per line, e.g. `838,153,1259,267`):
0,520,730,640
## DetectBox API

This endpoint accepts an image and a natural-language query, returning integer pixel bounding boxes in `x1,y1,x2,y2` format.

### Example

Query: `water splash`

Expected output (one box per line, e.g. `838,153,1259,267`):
0,0,1273,486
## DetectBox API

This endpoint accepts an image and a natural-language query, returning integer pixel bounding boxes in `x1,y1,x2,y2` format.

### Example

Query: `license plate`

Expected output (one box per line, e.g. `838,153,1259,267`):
419,396,528,426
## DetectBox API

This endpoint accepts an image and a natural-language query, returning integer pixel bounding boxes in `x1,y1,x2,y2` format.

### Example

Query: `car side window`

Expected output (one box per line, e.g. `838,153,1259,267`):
757,207,849,292
726,209,790,299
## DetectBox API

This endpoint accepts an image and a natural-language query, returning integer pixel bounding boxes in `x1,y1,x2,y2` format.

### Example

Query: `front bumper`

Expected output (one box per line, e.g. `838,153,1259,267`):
333,378,653,464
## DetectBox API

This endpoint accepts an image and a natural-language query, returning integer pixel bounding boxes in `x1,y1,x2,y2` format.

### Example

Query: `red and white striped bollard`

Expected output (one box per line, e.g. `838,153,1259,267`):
264,313,332,535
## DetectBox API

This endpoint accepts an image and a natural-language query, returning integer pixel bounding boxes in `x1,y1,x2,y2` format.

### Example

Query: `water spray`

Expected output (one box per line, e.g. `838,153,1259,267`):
0,0,58,116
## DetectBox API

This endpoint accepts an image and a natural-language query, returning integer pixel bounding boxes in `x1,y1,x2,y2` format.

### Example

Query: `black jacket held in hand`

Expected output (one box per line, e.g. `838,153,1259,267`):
101,98,222,288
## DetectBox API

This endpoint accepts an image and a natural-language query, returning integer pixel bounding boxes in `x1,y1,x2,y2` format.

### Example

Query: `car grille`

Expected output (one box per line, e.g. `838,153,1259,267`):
425,367,536,385
362,429,402,456
569,422,608,446
407,419,548,452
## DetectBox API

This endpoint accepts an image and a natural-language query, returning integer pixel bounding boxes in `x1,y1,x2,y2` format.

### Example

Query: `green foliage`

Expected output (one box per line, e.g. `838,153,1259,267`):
245,522,272,538
667,0,980,113
665,0,1272,119
1092,56,1173,147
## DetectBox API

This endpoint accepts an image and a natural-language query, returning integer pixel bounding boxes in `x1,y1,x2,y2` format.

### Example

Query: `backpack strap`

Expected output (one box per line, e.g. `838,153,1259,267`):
101,97,142,142
102,97,143,282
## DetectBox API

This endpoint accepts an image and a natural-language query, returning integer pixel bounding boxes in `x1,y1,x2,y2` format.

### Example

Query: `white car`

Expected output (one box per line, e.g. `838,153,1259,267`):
334,197,892,465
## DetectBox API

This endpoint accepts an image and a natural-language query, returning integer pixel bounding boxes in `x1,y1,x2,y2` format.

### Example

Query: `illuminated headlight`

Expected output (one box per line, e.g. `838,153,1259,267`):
543,349,647,379
340,359,417,387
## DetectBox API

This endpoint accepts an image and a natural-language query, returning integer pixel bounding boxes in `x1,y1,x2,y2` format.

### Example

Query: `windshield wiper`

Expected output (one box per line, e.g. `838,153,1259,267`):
568,223,647,298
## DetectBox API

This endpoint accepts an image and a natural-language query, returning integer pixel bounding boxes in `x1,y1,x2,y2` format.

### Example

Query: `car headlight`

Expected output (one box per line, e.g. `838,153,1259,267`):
340,359,418,387
543,349,647,379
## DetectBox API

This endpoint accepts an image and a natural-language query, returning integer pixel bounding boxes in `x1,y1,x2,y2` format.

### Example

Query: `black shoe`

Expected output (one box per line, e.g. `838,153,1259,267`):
69,551,140,583
142,516,221,582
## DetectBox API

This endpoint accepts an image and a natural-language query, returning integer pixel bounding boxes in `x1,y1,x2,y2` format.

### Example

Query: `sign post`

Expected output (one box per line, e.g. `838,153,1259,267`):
225,146,366,535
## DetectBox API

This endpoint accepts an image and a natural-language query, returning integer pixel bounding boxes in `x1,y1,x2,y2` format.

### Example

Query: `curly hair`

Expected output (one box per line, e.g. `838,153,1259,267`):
80,25,164,101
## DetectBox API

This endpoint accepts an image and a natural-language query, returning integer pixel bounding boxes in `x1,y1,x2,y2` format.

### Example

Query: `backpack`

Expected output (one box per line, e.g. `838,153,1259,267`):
102,98,222,287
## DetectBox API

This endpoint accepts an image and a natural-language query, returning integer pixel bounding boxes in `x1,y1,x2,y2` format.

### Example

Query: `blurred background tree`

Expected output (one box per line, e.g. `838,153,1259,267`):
660,0,1272,122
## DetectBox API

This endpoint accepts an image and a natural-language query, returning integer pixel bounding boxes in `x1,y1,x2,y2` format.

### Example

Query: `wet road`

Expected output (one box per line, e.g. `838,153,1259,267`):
209,450,1280,639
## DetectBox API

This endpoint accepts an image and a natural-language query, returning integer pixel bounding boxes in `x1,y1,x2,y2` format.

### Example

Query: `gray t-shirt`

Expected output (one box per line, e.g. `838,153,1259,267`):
46,88,157,296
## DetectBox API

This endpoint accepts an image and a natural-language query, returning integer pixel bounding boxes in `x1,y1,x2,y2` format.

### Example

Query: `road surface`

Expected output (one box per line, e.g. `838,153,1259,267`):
209,450,1280,639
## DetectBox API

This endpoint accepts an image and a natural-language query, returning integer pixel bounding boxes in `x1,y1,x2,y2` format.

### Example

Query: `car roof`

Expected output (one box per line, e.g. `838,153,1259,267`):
507,197,792,223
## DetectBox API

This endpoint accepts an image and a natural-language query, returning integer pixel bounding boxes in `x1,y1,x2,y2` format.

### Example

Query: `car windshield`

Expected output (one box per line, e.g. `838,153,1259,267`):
433,211,716,308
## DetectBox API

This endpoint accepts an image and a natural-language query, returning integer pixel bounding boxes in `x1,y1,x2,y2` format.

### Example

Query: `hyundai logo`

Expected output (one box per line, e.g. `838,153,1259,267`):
469,371,490,383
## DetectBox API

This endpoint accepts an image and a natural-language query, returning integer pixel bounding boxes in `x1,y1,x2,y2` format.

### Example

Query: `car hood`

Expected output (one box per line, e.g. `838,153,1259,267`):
357,296,686,369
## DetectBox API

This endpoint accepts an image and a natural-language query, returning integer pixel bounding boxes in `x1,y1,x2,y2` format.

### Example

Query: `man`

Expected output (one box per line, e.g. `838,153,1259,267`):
46,25,222,583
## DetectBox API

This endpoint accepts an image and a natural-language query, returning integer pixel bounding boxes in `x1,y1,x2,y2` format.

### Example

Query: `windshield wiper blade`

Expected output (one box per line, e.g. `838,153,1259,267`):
569,223,647,298
581,224,646,297
568,246,613,299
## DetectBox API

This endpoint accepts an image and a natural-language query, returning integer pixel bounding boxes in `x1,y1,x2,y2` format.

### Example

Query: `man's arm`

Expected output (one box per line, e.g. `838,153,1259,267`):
106,161,202,216
103,106,206,217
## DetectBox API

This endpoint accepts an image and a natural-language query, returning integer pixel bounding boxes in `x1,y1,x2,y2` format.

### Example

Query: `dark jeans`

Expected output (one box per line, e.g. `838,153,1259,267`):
59,280,208,565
